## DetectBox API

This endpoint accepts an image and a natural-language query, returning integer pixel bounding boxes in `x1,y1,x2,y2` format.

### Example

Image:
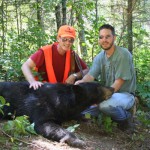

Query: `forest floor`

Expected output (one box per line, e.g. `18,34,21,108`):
0,117,150,150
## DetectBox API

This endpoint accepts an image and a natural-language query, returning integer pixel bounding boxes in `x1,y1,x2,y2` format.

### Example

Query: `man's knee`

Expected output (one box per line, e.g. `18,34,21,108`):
99,102,109,113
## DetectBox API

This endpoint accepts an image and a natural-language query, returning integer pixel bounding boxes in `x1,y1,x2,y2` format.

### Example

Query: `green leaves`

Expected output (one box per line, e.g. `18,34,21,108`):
3,115,37,139
0,96,10,115
67,124,80,133
136,110,150,127
97,114,117,133
0,96,6,105
26,123,37,135
0,97,37,142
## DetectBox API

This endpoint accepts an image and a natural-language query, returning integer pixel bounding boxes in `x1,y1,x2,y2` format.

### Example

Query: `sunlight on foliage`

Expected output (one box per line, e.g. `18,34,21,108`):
85,113,91,119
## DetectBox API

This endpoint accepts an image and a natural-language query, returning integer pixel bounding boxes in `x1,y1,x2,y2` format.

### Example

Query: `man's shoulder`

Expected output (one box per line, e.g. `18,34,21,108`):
116,45,128,51
92,51,104,64
96,50,105,57
116,46,131,56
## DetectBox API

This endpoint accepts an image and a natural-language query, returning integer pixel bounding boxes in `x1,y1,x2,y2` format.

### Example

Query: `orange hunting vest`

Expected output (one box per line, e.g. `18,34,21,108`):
41,44,71,83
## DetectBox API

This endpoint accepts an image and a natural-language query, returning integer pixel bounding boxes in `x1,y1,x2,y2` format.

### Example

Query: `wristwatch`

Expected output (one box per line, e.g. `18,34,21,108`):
72,73,78,79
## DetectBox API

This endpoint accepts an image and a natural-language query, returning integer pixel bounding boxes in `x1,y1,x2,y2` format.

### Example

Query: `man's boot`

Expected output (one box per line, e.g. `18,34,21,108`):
117,117,135,134
117,97,139,133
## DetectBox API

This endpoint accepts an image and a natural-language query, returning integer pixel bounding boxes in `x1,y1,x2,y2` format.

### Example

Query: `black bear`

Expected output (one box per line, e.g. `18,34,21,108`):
0,81,114,147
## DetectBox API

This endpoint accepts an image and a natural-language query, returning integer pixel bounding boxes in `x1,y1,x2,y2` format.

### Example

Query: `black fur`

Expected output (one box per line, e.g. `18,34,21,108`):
0,81,114,147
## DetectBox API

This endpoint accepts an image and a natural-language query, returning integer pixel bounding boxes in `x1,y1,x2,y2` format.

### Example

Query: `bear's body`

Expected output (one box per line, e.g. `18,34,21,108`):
0,82,114,147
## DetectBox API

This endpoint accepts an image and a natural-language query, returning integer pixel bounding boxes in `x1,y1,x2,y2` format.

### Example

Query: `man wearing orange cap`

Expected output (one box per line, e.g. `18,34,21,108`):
21,25,89,90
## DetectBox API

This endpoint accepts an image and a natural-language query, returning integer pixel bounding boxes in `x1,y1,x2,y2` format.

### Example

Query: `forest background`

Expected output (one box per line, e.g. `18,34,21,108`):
0,0,149,111
0,0,150,149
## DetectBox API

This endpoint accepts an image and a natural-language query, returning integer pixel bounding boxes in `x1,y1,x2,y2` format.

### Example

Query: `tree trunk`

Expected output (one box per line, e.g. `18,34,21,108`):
19,4,22,33
62,0,66,25
127,0,133,53
76,12,87,57
15,0,20,35
55,4,61,31
36,0,43,28
1,0,6,54
92,0,98,60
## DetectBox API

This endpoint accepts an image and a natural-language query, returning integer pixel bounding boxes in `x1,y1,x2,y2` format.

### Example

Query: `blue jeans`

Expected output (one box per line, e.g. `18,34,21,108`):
82,92,135,121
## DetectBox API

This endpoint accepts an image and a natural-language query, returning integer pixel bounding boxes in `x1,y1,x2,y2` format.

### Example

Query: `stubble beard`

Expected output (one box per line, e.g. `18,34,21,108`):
101,42,114,51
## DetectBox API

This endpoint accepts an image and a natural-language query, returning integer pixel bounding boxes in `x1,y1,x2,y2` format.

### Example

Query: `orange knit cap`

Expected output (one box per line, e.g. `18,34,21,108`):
57,25,76,39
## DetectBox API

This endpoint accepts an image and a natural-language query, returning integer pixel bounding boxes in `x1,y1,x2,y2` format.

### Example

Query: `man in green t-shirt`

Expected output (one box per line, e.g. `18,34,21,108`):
75,24,136,132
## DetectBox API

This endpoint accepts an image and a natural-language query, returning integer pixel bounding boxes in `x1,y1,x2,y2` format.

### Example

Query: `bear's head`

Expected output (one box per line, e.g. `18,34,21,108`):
74,82,114,104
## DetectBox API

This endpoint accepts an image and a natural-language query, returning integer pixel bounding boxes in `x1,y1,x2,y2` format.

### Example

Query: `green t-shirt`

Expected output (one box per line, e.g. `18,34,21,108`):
89,46,136,93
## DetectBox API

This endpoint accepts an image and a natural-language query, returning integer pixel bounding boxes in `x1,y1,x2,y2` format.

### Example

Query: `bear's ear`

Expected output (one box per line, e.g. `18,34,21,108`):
99,86,114,100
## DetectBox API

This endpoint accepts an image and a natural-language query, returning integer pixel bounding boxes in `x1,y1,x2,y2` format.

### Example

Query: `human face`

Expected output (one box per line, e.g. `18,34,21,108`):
98,29,116,51
58,37,74,52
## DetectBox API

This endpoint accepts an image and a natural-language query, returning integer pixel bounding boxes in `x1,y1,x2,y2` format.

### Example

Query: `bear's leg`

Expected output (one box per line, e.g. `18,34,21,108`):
34,121,85,148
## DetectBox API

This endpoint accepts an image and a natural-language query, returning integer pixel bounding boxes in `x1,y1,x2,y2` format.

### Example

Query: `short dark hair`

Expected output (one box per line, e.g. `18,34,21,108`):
99,24,115,36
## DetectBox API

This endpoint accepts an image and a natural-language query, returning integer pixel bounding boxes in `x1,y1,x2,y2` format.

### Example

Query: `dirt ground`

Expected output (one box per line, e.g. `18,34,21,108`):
0,118,150,150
